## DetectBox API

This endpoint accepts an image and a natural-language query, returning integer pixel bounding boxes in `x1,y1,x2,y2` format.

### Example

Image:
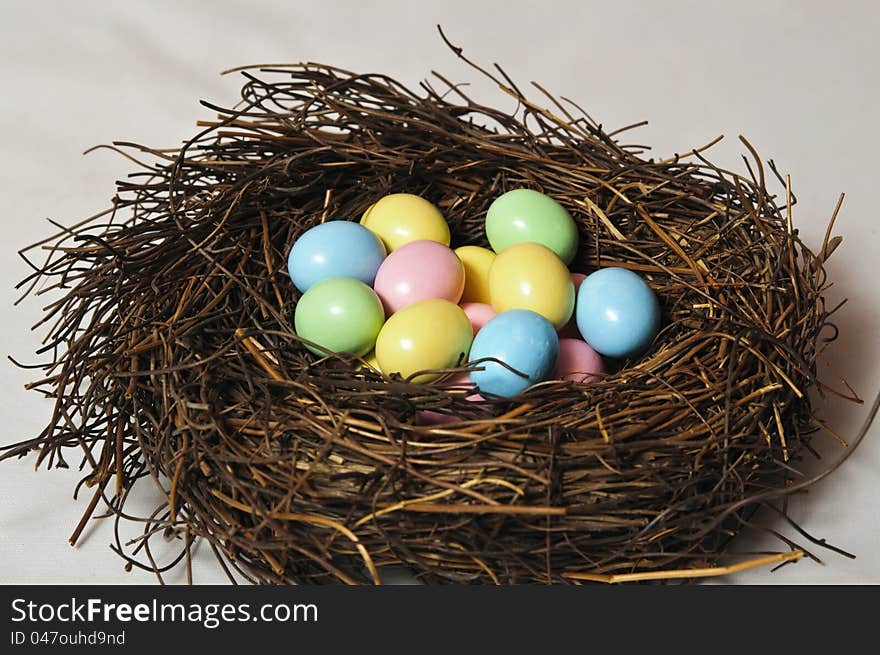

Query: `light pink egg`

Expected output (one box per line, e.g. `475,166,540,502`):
373,240,465,314
461,302,497,335
557,273,588,338
444,371,475,387
415,391,486,424
415,372,477,424
433,371,476,390
415,410,460,425
554,338,604,382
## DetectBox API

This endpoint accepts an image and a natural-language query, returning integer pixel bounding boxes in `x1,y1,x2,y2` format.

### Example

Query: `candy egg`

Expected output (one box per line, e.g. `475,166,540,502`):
373,240,465,314
486,188,578,264
287,220,386,293
557,273,588,338
416,410,460,426
360,193,450,252
435,371,475,388
576,267,661,358
375,299,473,383
294,277,385,356
454,245,495,304
461,302,496,335
415,372,477,425
356,350,382,374
364,351,382,373
554,338,604,382
488,242,574,328
468,309,559,398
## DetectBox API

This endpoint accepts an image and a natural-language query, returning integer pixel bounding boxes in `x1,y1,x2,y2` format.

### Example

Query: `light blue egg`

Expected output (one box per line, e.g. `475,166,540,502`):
576,267,660,358
468,309,559,398
287,221,386,293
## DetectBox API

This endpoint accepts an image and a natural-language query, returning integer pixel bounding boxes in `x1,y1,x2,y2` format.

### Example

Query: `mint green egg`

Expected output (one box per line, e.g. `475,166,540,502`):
486,188,578,264
294,277,385,356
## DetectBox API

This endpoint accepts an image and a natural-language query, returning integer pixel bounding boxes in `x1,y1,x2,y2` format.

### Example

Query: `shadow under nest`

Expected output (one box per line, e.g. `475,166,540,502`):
5,49,853,584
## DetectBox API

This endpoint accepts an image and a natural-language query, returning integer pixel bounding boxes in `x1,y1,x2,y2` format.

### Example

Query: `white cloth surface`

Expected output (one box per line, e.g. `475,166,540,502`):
1,0,878,584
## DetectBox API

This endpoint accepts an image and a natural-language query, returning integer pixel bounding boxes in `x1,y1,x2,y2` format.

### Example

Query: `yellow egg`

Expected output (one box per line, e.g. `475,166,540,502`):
454,245,495,304
357,350,382,374
375,299,473,383
489,242,575,328
360,193,450,252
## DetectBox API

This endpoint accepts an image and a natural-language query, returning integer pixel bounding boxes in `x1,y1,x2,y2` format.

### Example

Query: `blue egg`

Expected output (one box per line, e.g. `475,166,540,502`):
469,309,559,398
576,267,660,358
287,221,386,293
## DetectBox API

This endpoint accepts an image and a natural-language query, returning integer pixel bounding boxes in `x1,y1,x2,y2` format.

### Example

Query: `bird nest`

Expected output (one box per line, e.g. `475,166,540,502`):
6,40,856,584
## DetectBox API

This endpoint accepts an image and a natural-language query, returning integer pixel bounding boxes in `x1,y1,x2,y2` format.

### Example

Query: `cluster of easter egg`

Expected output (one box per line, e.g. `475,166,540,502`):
288,189,660,398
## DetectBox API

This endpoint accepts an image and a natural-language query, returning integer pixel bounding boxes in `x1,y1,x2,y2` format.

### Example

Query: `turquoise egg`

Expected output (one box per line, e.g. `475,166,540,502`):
287,220,386,293
575,267,660,358
468,309,559,398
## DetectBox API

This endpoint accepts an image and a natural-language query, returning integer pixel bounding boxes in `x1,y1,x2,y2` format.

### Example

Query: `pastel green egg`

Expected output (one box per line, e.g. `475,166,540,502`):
485,188,578,264
294,277,385,356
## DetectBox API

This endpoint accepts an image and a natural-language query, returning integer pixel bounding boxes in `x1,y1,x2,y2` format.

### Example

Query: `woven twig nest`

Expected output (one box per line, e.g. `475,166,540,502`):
8,43,850,584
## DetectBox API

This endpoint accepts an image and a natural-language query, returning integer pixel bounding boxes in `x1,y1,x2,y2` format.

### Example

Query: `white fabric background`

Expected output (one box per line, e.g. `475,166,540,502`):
1,0,877,584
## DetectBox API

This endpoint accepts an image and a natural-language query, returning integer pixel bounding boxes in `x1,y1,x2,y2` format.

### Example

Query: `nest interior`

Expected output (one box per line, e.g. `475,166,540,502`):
5,47,846,584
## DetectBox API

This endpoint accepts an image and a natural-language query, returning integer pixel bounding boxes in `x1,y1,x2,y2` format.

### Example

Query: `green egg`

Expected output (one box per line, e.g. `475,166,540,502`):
294,277,385,356
485,188,578,264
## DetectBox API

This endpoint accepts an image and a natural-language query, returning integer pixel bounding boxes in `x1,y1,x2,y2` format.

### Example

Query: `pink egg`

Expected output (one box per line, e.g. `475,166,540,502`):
554,338,604,382
373,240,465,314
557,273,588,338
415,372,477,424
461,302,497,335
431,371,475,389
415,390,486,424
415,410,460,425
445,371,475,387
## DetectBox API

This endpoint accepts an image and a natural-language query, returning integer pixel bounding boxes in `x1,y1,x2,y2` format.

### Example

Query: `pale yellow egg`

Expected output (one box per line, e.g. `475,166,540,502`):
454,245,496,305
375,299,472,383
489,242,574,328
360,193,450,252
